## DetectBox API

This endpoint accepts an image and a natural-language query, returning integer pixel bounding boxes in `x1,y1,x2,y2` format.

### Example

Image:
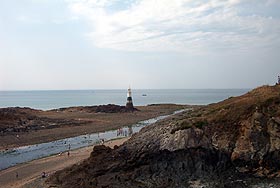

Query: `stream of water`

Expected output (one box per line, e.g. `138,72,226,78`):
0,109,185,170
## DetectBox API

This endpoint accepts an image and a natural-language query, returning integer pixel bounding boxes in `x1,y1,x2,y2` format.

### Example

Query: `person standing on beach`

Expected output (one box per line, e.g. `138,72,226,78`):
41,172,46,178
16,172,18,179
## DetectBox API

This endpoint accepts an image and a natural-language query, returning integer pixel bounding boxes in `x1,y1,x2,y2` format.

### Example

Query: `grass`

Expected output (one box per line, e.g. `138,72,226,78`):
194,120,208,129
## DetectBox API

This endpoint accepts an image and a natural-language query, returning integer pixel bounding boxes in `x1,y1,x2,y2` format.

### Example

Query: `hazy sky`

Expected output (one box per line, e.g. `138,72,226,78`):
0,0,280,90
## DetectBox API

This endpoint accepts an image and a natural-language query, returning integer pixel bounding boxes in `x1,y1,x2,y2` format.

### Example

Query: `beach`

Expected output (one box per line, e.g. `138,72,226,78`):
0,104,184,150
0,104,185,187
0,137,129,188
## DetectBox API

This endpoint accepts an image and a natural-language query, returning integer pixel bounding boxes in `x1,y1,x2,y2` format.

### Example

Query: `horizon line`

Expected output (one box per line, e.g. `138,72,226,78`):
0,88,252,92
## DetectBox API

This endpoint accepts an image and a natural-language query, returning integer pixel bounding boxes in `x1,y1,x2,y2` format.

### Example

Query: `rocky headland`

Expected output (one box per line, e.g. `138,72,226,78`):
47,85,280,188
54,104,139,113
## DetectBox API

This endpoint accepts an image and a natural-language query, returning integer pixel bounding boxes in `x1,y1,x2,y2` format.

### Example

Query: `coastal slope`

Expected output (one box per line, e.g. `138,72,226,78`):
47,85,280,188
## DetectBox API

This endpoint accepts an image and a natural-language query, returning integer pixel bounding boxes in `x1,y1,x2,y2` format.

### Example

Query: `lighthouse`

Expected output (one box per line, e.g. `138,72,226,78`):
126,87,134,109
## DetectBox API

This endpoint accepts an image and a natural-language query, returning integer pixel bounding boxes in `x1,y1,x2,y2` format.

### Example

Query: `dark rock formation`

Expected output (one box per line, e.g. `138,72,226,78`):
56,104,138,113
0,107,89,135
47,85,280,188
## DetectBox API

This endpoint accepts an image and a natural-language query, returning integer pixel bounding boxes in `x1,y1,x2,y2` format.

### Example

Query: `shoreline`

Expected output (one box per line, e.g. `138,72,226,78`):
0,137,129,188
0,108,188,171
0,104,187,150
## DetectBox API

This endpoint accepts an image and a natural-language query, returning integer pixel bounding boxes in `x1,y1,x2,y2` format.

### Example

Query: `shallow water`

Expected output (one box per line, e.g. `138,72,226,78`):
0,109,185,170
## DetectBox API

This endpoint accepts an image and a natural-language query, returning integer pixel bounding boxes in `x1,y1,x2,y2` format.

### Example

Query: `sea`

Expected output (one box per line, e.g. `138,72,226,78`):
0,89,250,110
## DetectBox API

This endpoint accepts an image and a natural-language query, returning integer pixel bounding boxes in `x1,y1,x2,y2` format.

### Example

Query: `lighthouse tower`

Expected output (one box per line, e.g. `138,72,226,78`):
126,87,134,109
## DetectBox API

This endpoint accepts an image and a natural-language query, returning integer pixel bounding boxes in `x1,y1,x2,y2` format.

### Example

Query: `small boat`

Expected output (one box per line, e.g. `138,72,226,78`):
142,94,147,96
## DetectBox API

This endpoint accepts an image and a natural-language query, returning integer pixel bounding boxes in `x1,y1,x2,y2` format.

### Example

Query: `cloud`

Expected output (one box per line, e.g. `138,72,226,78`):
16,15,43,24
66,0,280,54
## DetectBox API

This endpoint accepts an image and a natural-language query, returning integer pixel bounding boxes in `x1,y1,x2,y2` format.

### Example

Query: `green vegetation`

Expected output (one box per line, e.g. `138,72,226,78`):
194,120,208,129
171,119,208,134
171,120,191,134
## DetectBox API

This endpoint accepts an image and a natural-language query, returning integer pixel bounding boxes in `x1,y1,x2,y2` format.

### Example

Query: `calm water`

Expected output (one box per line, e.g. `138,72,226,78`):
0,109,185,170
0,89,249,110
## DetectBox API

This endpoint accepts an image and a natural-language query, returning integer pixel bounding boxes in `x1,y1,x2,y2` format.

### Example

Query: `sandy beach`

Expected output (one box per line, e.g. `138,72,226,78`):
0,137,129,188
0,104,184,150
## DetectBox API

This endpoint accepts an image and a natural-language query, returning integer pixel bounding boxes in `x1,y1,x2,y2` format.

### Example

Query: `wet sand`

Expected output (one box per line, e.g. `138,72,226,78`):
0,137,129,188
0,104,184,150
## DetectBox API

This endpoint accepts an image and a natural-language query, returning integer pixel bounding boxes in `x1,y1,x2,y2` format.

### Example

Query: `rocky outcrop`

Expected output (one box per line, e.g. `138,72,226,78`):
56,104,139,113
0,107,89,135
47,85,280,188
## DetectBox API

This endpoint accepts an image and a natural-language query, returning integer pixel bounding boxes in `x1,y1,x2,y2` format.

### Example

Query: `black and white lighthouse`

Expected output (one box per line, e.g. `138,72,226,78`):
126,87,134,109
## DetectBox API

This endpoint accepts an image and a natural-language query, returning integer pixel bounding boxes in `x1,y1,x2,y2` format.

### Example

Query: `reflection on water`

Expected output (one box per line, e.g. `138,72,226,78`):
117,126,133,137
0,109,185,170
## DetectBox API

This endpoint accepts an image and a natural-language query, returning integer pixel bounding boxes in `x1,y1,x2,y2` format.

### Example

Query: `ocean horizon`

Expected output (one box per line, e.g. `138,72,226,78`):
0,89,250,110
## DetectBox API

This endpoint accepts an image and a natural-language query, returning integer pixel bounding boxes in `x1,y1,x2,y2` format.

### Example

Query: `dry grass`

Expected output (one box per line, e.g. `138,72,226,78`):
171,85,280,134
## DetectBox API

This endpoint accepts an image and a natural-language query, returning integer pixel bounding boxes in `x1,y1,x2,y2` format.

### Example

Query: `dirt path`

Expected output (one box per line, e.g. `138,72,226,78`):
0,137,129,188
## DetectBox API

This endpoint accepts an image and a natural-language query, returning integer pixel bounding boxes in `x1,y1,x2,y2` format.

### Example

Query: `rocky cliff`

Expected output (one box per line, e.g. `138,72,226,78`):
47,85,280,188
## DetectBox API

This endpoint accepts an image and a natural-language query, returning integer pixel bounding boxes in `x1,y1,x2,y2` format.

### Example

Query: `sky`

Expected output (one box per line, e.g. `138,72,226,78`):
0,0,280,90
